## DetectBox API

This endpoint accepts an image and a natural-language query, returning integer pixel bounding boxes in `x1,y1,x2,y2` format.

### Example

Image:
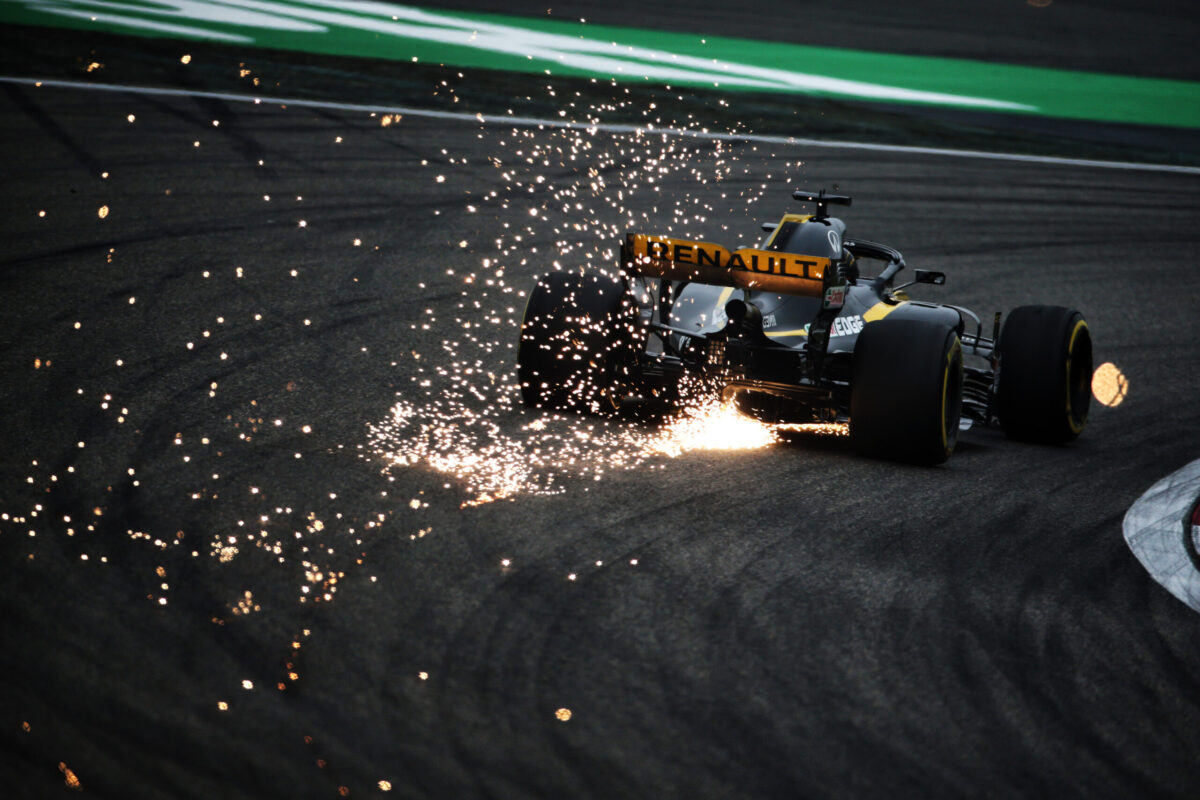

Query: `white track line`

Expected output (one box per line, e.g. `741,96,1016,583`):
5,75,1200,176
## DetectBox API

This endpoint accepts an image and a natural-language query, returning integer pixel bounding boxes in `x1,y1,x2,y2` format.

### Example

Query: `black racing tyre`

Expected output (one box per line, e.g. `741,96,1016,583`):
850,318,963,465
997,305,1092,443
517,270,637,413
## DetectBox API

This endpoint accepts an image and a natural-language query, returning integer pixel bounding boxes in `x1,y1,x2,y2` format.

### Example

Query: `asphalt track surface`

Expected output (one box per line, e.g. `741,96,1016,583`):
3,14,1200,800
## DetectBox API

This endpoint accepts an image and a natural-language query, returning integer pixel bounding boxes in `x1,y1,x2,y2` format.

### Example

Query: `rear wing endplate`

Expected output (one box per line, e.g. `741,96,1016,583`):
621,233,832,297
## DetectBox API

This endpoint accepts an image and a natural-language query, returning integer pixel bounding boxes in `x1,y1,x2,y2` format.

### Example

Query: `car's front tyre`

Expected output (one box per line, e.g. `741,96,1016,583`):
997,305,1092,443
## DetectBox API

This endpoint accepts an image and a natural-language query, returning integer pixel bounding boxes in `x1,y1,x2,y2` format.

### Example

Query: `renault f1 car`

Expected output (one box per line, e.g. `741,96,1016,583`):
517,189,1093,464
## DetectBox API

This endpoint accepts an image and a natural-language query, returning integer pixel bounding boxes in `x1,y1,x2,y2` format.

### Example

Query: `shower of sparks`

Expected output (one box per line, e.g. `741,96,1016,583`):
369,391,839,504
653,400,778,455
365,98,829,504
0,68,850,769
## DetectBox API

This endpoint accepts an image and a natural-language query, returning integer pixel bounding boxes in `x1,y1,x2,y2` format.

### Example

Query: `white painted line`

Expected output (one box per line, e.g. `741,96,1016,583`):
1123,458,1200,614
2,1,1036,110
4,75,1200,176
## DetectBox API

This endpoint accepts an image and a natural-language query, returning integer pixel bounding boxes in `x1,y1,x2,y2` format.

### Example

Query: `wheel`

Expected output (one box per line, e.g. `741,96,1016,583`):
997,305,1092,443
517,270,638,413
850,318,963,465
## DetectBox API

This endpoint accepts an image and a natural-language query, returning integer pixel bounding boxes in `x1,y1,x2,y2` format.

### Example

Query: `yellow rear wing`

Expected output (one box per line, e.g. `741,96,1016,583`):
621,233,831,297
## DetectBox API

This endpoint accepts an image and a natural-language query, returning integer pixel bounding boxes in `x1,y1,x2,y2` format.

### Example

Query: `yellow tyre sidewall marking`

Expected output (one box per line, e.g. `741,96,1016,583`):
941,336,961,454
1065,318,1089,435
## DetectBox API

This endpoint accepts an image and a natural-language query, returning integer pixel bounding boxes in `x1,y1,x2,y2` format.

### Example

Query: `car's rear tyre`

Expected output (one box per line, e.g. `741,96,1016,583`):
850,319,963,465
517,270,637,413
997,305,1092,443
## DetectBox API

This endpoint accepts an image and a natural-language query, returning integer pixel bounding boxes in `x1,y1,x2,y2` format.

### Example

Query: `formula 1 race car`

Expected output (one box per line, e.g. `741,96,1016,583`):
517,189,1093,464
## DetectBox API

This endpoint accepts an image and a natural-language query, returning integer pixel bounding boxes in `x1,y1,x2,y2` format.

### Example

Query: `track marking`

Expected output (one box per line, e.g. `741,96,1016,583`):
10,0,1028,109
7,1,1200,127
3,76,1199,176
1123,458,1200,613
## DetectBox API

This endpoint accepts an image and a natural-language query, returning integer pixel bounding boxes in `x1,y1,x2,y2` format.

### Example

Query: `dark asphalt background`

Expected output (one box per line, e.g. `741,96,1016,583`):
2,3,1199,798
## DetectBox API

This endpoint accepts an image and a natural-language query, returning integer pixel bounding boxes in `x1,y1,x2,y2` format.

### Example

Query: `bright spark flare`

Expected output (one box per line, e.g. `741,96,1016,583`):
370,393,836,504
1092,362,1128,408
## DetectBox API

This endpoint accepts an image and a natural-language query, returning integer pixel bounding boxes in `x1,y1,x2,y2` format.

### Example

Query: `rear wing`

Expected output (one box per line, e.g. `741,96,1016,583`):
621,233,832,297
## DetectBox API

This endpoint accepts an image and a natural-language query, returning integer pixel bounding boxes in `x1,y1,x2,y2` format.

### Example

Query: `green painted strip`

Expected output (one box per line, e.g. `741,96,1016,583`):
3,0,1199,129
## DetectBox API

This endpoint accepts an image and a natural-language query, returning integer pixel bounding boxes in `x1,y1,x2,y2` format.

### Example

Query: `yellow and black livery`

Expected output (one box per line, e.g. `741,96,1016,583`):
518,189,1093,464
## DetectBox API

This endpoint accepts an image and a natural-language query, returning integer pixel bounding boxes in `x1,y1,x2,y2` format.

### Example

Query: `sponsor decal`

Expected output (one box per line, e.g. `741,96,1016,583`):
823,285,845,309
627,235,829,281
831,314,864,337
762,313,777,329
827,230,841,253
